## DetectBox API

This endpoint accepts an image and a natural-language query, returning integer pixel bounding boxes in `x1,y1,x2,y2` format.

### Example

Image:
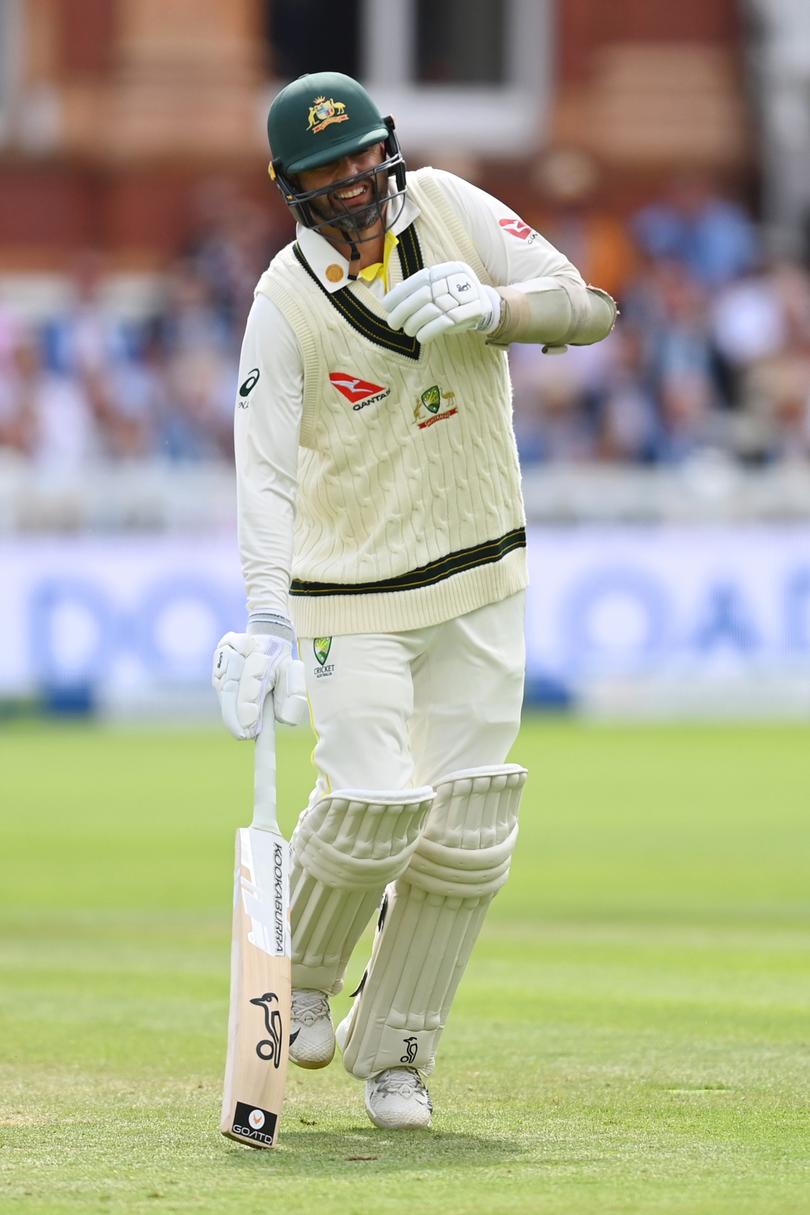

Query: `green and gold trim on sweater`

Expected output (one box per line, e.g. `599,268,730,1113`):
290,527,527,597
292,222,425,360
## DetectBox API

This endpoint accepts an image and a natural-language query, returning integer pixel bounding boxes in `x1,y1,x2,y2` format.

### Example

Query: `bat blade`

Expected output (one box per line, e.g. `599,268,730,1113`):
220,825,291,1148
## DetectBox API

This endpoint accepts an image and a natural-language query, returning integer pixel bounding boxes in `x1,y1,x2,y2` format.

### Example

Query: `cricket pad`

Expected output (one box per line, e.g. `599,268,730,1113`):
290,786,434,994
337,764,526,1078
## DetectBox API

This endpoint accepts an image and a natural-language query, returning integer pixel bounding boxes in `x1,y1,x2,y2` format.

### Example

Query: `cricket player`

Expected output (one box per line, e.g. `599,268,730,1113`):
213,71,616,1129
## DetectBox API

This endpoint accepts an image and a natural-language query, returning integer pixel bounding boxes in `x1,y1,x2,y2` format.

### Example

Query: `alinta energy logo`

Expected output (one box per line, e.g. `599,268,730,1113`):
329,372,390,411
498,216,537,244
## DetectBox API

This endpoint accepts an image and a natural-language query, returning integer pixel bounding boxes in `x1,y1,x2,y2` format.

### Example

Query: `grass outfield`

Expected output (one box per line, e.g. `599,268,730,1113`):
1,718,808,1215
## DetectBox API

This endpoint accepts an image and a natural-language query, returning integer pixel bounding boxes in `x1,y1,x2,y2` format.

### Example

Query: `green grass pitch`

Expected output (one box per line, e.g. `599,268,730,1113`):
1,718,808,1215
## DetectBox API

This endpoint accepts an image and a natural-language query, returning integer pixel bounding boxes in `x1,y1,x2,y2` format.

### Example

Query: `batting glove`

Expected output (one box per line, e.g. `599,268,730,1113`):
212,632,308,739
383,261,501,344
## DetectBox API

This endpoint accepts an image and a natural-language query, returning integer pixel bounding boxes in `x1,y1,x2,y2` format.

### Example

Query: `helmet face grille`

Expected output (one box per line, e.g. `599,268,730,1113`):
296,151,403,236
278,142,405,239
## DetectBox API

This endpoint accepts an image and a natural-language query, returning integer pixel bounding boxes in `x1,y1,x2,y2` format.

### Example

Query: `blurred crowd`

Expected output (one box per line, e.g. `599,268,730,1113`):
513,155,810,466
2,163,810,472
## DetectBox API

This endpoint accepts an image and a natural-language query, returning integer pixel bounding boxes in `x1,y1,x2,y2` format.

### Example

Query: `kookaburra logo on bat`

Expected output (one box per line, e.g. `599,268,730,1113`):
251,992,283,1067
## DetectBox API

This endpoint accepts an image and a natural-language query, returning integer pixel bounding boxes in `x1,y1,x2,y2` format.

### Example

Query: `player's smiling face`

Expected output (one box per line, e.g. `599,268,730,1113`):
297,143,387,235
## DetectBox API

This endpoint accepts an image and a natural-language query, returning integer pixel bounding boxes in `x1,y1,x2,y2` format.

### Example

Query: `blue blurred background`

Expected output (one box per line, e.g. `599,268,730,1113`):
1,0,809,719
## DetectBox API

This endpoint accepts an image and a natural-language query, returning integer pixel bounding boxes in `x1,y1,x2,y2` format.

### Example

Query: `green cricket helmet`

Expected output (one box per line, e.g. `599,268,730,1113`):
267,71,407,240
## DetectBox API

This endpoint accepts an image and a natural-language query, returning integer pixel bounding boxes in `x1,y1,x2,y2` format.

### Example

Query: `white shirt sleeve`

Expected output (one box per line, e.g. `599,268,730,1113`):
234,292,303,621
432,168,587,292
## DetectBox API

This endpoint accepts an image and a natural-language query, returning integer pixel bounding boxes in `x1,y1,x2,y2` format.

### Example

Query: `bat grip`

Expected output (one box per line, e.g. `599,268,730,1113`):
252,701,278,833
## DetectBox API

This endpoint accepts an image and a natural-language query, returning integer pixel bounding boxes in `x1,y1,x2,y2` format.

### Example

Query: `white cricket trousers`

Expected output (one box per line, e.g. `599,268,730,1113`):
301,591,525,793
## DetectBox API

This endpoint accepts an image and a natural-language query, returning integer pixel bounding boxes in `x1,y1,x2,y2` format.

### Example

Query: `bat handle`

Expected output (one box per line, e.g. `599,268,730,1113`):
252,700,278,833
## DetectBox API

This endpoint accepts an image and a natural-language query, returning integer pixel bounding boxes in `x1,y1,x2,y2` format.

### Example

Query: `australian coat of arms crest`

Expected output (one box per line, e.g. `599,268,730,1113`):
307,97,349,135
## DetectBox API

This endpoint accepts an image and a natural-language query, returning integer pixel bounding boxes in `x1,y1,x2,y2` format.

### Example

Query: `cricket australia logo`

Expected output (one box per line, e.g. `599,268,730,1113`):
414,384,459,430
313,636,335,680
250,992,283,1068
313,636,331,666
401,1036,418,1064
307,96,349,135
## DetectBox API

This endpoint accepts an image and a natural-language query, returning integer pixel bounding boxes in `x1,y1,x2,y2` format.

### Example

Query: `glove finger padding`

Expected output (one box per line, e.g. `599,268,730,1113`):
410,312,455,343
274,657,309,727
383,261,500,344
238,648,273,730
400,301,447,338
385,282,434,332
384,263,472,334
212,631,299,739
212,634,249,739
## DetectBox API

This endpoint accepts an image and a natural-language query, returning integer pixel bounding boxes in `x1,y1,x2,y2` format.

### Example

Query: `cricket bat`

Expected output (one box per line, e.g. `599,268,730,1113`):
220,708,291,1148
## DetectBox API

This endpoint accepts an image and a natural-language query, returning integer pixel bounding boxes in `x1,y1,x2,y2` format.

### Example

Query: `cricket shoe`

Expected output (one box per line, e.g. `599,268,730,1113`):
364,1067,433,1130
289,989,335,1069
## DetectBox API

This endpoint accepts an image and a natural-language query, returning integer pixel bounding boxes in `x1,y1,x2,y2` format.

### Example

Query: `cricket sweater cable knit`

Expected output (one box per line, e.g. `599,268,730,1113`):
252,168,527,638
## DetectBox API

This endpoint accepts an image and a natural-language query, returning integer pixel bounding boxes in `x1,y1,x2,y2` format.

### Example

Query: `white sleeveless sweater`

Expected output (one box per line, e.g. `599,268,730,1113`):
256,168,527,637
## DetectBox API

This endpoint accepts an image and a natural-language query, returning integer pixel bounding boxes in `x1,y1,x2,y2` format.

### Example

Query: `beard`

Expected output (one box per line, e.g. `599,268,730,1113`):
310,167,389,237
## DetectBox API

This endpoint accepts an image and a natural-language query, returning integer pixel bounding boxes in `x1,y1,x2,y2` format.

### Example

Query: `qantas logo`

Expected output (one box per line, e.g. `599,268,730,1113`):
329,372,391,411
498,216,536,243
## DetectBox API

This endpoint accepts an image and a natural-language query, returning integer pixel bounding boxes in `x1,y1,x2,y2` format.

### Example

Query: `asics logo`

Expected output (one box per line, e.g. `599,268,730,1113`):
239,368,260,396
